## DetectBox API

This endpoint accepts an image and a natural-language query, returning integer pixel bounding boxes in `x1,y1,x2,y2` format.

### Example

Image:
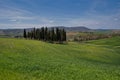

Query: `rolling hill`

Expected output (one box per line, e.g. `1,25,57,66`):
0,26,90,37
0,37,120,80
1,26,120,38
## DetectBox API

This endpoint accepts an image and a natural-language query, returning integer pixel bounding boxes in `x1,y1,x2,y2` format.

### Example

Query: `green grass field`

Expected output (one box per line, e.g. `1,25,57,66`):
0,37,120,80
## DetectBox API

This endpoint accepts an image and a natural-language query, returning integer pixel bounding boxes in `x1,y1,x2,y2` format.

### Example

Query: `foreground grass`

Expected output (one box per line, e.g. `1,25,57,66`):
0,37,120,80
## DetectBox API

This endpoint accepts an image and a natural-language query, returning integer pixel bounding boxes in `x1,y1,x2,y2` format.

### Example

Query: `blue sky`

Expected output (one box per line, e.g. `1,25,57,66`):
0,0,120,29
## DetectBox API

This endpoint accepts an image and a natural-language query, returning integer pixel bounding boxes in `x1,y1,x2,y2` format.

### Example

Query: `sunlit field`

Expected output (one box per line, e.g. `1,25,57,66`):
0,37,120,80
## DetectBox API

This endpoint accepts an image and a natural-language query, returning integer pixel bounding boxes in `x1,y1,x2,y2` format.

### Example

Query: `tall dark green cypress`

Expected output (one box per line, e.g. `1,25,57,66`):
51,28,55,41
36,29,39,40
39,29,42,40
41,27,45,40
61,29,65,41
38,29,41,40
48,30,51,41
58,29,61,41
33,27,36,39
56,28,59,41
27,32,30,39
64,30,66,41
23,29,27,38
44,27,48,41
63,29,66,41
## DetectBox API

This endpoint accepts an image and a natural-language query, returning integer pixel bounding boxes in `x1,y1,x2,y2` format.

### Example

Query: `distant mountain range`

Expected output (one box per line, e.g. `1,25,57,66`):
51,26,91,32
0,26,119,37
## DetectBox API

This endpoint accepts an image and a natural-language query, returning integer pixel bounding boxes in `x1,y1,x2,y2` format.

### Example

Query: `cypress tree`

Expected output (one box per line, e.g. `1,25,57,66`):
33,27,36,39
38,29,40,40
41,27,45,40
36,29,39,40
48,30,51,41
56,28,59,41
45,27,48,41
40,29,42,40
61,29,66,41
51,28,55,41
23,29,27,38
27,32,30,39
61,29,64,41
59,29,61,41
63,29,66,41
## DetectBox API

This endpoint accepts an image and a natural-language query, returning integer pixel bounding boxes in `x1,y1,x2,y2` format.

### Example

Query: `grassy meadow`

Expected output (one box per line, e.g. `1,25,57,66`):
0,37,120,80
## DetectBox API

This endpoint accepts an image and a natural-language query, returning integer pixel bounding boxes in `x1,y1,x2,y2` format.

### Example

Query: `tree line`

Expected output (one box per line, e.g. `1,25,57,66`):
23,27,66,42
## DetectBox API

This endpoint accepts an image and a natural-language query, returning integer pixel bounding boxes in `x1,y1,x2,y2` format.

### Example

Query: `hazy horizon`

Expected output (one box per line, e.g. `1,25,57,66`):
0,0,120,29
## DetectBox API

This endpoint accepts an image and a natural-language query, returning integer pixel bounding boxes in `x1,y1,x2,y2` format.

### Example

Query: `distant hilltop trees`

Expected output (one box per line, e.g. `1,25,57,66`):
23,27,66,43
73,32,120,42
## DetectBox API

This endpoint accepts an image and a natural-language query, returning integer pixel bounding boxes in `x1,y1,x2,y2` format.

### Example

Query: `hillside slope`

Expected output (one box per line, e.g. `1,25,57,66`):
0,37,120,80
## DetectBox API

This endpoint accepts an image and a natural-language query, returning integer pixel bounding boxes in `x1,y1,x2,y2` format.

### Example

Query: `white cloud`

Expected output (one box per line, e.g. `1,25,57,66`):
0,2,120,29
9,19,17,22
0,23,59,29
